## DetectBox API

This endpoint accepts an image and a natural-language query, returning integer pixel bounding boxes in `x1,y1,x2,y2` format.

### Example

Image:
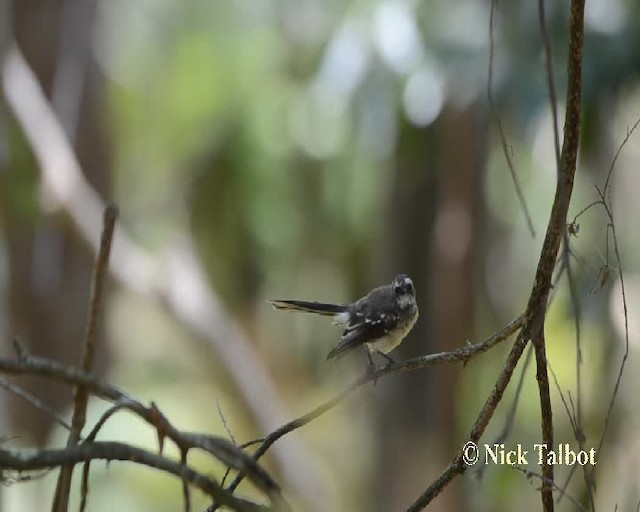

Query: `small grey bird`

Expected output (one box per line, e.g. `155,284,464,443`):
269,274,418,368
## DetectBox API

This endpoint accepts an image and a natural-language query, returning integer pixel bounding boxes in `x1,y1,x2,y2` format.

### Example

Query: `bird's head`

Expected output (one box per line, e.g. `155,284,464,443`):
392,274,415,308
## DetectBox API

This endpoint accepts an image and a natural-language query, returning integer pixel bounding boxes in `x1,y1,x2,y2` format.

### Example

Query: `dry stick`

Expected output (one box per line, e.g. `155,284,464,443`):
534,0,584,509
488,0,536,237
548,363,589,508
0,352,285,509
538,0,562,175
490,260,564,458
206,314,526,510
558,90,640,512
512,466,588,512
0,355,128,403
79,403,130,512
0,443,268,512
2,45,320,506
531,325,555,512
52,206,118,512
181,449,191,512
407,1,585,509
493,345,533,445
0,377,72,431
535,0,567,508
592,192,629,479
407,328,530,511
0,316,520,512
562,235,584,432
587,118,640,483
602,116,640,196
557,237,595,512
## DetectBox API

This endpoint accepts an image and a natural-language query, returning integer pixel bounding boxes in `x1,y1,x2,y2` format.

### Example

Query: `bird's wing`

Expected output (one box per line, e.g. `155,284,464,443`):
326,308,399,360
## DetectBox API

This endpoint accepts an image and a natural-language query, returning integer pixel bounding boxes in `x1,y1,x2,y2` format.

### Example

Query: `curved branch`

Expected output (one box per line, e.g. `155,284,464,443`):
0,442,268,512
210,314,525,509
1,42,326,506
0,351,283,504
408,0,585,509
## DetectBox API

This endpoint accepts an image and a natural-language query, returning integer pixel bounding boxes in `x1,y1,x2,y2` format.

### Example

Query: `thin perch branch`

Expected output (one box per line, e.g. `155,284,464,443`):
209,314,525,510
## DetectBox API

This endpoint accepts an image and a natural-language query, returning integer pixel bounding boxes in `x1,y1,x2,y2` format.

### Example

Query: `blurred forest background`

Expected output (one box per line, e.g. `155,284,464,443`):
1,0,640,511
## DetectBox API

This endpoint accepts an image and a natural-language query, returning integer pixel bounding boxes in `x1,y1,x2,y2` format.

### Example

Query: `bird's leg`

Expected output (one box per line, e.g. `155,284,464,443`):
376,350,396,369
365,349,379,385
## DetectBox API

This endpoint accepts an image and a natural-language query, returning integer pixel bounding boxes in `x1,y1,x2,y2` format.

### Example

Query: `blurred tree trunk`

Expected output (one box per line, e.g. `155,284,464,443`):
376,103,486,511
1,0,110,446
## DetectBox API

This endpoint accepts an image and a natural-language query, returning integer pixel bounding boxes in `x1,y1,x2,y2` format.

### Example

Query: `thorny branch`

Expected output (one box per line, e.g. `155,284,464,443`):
1,42,326,505
0,312,523,512
0,442,270,512
0,341,287,512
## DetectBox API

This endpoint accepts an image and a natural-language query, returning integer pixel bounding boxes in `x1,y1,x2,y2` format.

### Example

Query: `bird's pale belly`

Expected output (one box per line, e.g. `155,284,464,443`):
366,310,418,354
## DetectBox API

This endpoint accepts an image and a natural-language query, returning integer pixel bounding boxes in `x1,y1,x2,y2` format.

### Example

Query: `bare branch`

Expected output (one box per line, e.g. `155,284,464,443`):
512,466,588,512
0,377,71,431
603,116,640,195
209,314,525,510
488,0,536,237
407,0,585,508
592,190,629,478
1,43,325,505
53,205,117,511
0,442,269,512
493,345,533,446
538,0,562,176
0,353,284,507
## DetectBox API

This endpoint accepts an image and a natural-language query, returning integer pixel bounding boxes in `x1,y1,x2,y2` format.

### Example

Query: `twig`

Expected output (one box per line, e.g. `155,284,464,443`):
53,205,117,512
512,466,588,512
0,442,269,512
79,403,130,512
1,44,324,504
407,328,531,510
181,449,191,512
562,234,583,427
207,314,525,510
488,0,536,237
216,399,237,445
493,345,533,445
538,0,562,176
0,353,129,403
592,190,629,480
0,353,284,508
603,116,640,195
408,0,585,508
216,399,238,488
555,240,594,510
0,377,72,431
531,327,555,512
530,1,585,510
405,454,463,512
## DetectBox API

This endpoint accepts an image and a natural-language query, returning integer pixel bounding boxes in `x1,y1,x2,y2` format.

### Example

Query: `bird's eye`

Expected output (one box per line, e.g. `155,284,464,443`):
394,284,403,295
